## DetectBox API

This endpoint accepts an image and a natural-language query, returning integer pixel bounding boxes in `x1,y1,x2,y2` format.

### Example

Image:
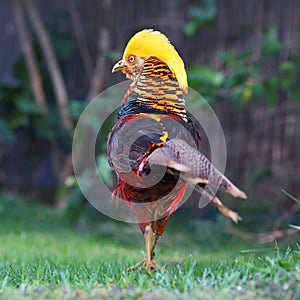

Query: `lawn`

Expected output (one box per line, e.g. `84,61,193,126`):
0,193,299,299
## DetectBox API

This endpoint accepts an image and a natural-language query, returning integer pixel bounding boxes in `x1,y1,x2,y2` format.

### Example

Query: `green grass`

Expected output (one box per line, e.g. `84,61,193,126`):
0,194,299,299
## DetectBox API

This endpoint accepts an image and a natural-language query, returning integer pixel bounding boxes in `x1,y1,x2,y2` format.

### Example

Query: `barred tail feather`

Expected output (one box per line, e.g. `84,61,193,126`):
147,138,247,200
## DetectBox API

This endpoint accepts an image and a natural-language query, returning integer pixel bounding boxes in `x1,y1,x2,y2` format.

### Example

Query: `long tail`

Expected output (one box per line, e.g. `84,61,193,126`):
147,138,247,199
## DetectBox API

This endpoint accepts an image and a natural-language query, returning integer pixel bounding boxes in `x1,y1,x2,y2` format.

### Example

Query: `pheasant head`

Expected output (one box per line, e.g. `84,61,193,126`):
112,29,188,95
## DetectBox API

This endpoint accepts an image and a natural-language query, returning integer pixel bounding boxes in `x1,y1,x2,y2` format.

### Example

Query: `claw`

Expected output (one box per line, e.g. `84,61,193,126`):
128,259,160,273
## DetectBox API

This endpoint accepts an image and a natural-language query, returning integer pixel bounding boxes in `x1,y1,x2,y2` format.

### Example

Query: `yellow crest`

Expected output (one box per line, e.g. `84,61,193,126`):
123,29,188,94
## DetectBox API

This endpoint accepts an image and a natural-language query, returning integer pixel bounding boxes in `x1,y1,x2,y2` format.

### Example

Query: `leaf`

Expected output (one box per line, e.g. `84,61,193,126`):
281,59,300,102
219,52,235,64
16,97,43,114
261,40,282,55
187,65,224,86
261,28,283,55
280,61,294,71
219,50,253,65
51,33,75,61
64,176,77,188
241,86,253,103
262,28,277,39
33,114,55,139
184,0,217,35
278,258,292,270
68,99,86,122
184,23,199,36
288,83,300,102
262,78,277,105
97,154,113,187
0,119,15,141
244,162,272,190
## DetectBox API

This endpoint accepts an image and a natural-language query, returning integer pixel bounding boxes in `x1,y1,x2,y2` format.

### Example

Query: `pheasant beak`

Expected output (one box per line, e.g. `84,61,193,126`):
112,59,126,73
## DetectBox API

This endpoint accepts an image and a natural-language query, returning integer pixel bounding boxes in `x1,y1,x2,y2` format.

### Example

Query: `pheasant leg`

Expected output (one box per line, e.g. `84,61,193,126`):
128,225,159,272
150,233,160,259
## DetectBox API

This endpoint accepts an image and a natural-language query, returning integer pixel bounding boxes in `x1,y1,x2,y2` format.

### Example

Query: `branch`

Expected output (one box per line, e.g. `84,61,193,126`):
87,0,112,100
256,228,299,243
226,190,300,244
227,221,299,244
67,0,93,80
12,0,47,111
25,0,73,132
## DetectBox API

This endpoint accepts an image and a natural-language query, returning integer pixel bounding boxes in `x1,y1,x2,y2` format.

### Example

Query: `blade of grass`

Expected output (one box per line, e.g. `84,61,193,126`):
289,224,300,231
281,189,300,205
241,248,278,254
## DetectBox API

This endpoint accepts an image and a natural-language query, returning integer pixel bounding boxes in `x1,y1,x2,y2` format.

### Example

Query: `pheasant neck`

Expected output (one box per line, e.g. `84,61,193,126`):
133,57,187,121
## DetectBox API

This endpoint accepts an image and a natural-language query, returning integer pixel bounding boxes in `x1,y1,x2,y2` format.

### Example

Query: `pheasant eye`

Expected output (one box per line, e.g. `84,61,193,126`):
128,55,136,63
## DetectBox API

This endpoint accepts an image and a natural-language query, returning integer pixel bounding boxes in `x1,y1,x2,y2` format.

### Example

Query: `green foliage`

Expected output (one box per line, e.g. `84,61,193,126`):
59,154,114,225
57,175,84,224
260,28,283,55
68,99,86,122
0,30,77,142
0,81,50,140
50,33,75,62
281,56,300,102
0,119,14,141
188,28,300,106
187,65,224,102
244,161,272,191
184,0,217,36
97,154,114,187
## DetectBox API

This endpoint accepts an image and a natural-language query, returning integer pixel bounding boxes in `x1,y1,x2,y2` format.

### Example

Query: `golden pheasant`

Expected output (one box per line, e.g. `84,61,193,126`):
108,29,247,272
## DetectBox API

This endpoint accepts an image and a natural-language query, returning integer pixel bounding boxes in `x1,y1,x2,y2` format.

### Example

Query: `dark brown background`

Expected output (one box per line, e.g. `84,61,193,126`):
0,0,299,212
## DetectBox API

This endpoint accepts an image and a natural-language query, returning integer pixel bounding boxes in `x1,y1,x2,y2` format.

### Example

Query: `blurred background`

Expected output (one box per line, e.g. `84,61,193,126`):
0,0,299,238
